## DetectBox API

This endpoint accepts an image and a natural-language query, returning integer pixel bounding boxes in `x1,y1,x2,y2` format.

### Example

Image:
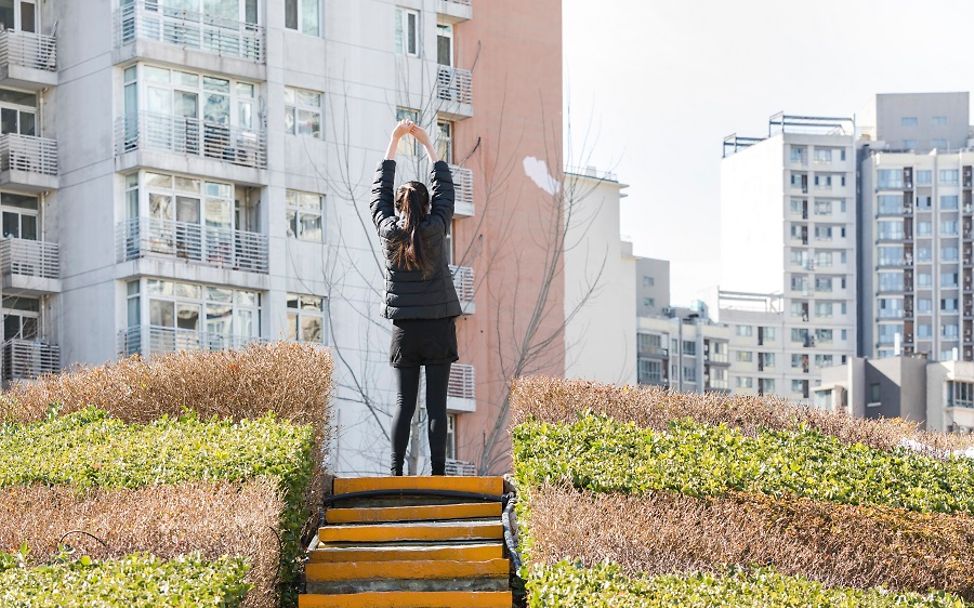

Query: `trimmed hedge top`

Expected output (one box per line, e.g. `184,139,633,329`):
0,407,314,490
527,562,972,608
0,552,250,608
513,414,974,515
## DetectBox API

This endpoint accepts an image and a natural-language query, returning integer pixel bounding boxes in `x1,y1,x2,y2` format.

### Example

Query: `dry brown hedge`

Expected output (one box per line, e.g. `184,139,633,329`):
511,376,974,453
0,481,283,608
526,484,974,599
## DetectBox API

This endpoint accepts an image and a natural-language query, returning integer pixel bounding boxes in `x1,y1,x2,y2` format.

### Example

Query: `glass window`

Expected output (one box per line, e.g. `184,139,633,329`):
940,169,959,185
941,219,959,235
932,139,948,150
932,116,948,126
287,293,327,343
941,195,959,210
916,170,932,185
286,0,320,35
436,120,453,164
395,6,419,56
877,271,904,292
877,169,903,189
285,86,322,137
941,271,959,288
395,107,420,156
900,116,918,127
877,195,901,214
876,220,904,240
735,324,752,337
286,190,323,242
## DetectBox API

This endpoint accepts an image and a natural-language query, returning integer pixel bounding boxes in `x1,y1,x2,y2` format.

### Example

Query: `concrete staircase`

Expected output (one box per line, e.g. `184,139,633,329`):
298,476,513,608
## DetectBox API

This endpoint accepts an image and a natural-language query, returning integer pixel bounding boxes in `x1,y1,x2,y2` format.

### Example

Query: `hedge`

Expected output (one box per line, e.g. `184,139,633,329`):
0,552,250,608
513,414,974,515
0,408,316,607
527,562,972,608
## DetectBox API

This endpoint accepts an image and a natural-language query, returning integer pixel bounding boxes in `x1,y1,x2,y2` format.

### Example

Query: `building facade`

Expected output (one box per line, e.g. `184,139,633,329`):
12,0,564,476
635,304,731,394
720,114,858,402
858,92,974,363
635,256,669,318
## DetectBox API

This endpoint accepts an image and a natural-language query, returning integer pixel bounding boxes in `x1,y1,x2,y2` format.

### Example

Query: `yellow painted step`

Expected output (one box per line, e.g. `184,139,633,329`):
319,520,503,544
306,558,509,582
332,476,503,497
326,502,502,524
298,591,513,608
309,542,504,563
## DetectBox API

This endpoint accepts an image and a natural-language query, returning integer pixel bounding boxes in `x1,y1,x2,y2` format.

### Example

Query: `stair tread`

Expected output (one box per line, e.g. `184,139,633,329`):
298,591,513,608
326,502,502,524
306,558,510,582
309,542,504,563
319,520,503,544
332,476,504,497
324,519,500,529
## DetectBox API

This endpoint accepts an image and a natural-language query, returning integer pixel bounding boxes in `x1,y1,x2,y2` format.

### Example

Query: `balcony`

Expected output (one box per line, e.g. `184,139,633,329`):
447,363,476,413
0,134,58,191
115,113,267,183
118,325,263,358
437,66,473,119
114,1,265,79
449,264,475,314
2,339,59,384
0,238,60,294
0,30,57,90
116,217,269,275
437,0,472,23
451,164,474,217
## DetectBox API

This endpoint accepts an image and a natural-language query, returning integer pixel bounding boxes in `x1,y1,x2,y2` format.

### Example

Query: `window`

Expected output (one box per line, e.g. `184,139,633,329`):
878,271,903,292
877,169,903,189
815,328,833,343
643,297,655,308
814,200,832,215
878,298,903,319
758,378,775,394
916,220,932,236
141,279,260,349
814,354,834,368
637,358,663,385
637,333,662,355
932,139,948,150
735,376,753,389
395,7,420,56
917,323,932,338
792,380,807,394
287,293,326,343
436,120,453,164
933,116,948,126
916,170,932,185
903,139,917,150
943,245,959,262
943,323,960,339
814,276,833,292
791,354,805,369
736,351,753,363
941,349,958,361
869,382,880,403
286,190,323,241
285,87,322,137
436,23,454,66
900,116,918,127
762,327,776,341
878,324,900,345
758,352,775,368
2,295,38,341
735,324,753,337
395,107,420,156
949,381,974,408
877,195,901,214
446,414,457,460
941,271,959,288
877,220,904,240
791,328,809,343
815,302,833,318
941,298,959,312
683,365,697,383
918,298,932,313
917,272,932,288
642,276,655,287
877,245,904,267
917,196,932,210
0,0,36,33
813,148,832,163
941,219,959,235
789,146,806,163
940,169,959,185
814,225,833,240
682,340,696,356
285,0,320,35
941,195,960,210
0,192,37,240
790,198,806,215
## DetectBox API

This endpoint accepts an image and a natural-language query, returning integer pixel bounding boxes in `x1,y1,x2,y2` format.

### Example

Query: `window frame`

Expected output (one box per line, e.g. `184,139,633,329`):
287,292,327,344
285,86,323,138
286,189,324,242
285,0,321,36
396,6,420,57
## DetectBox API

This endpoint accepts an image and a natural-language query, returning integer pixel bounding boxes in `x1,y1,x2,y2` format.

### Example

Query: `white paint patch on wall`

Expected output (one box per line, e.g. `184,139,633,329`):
523,156,561,195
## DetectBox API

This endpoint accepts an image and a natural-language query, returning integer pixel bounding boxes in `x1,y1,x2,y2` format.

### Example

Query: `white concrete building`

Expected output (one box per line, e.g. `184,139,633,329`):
720,114,857,401
9,0,490,475
636,305,731,394
858,92,974,363
563,167,636,386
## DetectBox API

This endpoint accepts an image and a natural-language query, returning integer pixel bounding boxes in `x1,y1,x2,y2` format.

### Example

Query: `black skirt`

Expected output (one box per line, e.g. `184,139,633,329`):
390,317,459,368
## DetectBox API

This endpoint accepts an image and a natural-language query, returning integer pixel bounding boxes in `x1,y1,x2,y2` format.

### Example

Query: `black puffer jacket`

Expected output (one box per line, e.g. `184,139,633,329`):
371,159,462,320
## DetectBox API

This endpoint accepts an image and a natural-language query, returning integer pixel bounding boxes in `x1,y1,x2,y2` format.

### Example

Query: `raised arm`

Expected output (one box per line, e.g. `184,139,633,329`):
371,120,413,230
412,126,454,228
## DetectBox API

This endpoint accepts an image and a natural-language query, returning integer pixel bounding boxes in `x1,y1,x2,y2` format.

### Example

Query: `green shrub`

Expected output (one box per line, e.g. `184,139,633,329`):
526,562,971,608
513,414,974,515
0,552,250,608
0,407,316,606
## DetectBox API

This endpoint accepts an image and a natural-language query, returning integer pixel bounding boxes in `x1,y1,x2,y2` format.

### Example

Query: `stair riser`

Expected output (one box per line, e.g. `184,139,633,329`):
298,591,513,608
333,476,504,497
319,526,503,544
306,559,510,582
309,545,504,563
306,577,510,595
326,503,502,524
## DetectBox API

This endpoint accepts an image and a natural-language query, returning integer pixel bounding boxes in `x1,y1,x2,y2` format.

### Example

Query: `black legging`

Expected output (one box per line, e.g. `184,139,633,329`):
391,363,451,475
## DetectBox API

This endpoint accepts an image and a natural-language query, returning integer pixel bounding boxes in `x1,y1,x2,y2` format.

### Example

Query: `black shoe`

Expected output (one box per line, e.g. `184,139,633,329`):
431,462,446,476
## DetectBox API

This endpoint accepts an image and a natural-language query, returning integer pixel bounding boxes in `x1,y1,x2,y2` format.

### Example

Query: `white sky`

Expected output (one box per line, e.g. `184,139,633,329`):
563,0,974,310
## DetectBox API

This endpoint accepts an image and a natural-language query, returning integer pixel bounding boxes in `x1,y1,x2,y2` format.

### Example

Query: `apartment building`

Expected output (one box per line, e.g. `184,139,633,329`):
815,355,974,435
635,256,669,318
636,303,731,394
9,0,564,476
858,92,974,363
564,166,636,385
720,114,858,401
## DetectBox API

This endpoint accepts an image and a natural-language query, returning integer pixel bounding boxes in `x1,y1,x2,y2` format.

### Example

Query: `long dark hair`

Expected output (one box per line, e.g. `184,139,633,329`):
393,180,431,276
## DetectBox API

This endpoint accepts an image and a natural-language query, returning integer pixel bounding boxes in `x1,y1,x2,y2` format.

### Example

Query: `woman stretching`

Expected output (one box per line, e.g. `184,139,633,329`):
371,119,461,476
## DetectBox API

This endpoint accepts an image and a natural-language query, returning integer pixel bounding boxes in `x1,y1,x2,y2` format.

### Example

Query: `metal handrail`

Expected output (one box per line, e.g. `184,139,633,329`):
0,237,59,279
0,30,56,71
0,133,58,176
117,325,264,357
115,1,265,63
448,362,475,400
116,217,268,274
449,264,474,305
437,65,473,107
2,338,59,381
450,164,474,214
115,112,267,170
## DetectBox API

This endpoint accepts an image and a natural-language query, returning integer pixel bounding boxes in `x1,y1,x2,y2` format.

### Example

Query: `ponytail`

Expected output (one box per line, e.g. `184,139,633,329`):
393,181,432,277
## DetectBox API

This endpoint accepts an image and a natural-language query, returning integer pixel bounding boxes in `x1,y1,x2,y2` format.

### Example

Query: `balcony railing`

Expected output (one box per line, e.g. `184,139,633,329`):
448,362,475,401
0,133,58,176
437,65,473,107
0,237,59,280
2,338,59,382
115,113,267,170
449,264,474,307
116,217,269,274
0,30,56,73
444,458,477,476
118,325,264,357
116,1,265,63
450,164,474,216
